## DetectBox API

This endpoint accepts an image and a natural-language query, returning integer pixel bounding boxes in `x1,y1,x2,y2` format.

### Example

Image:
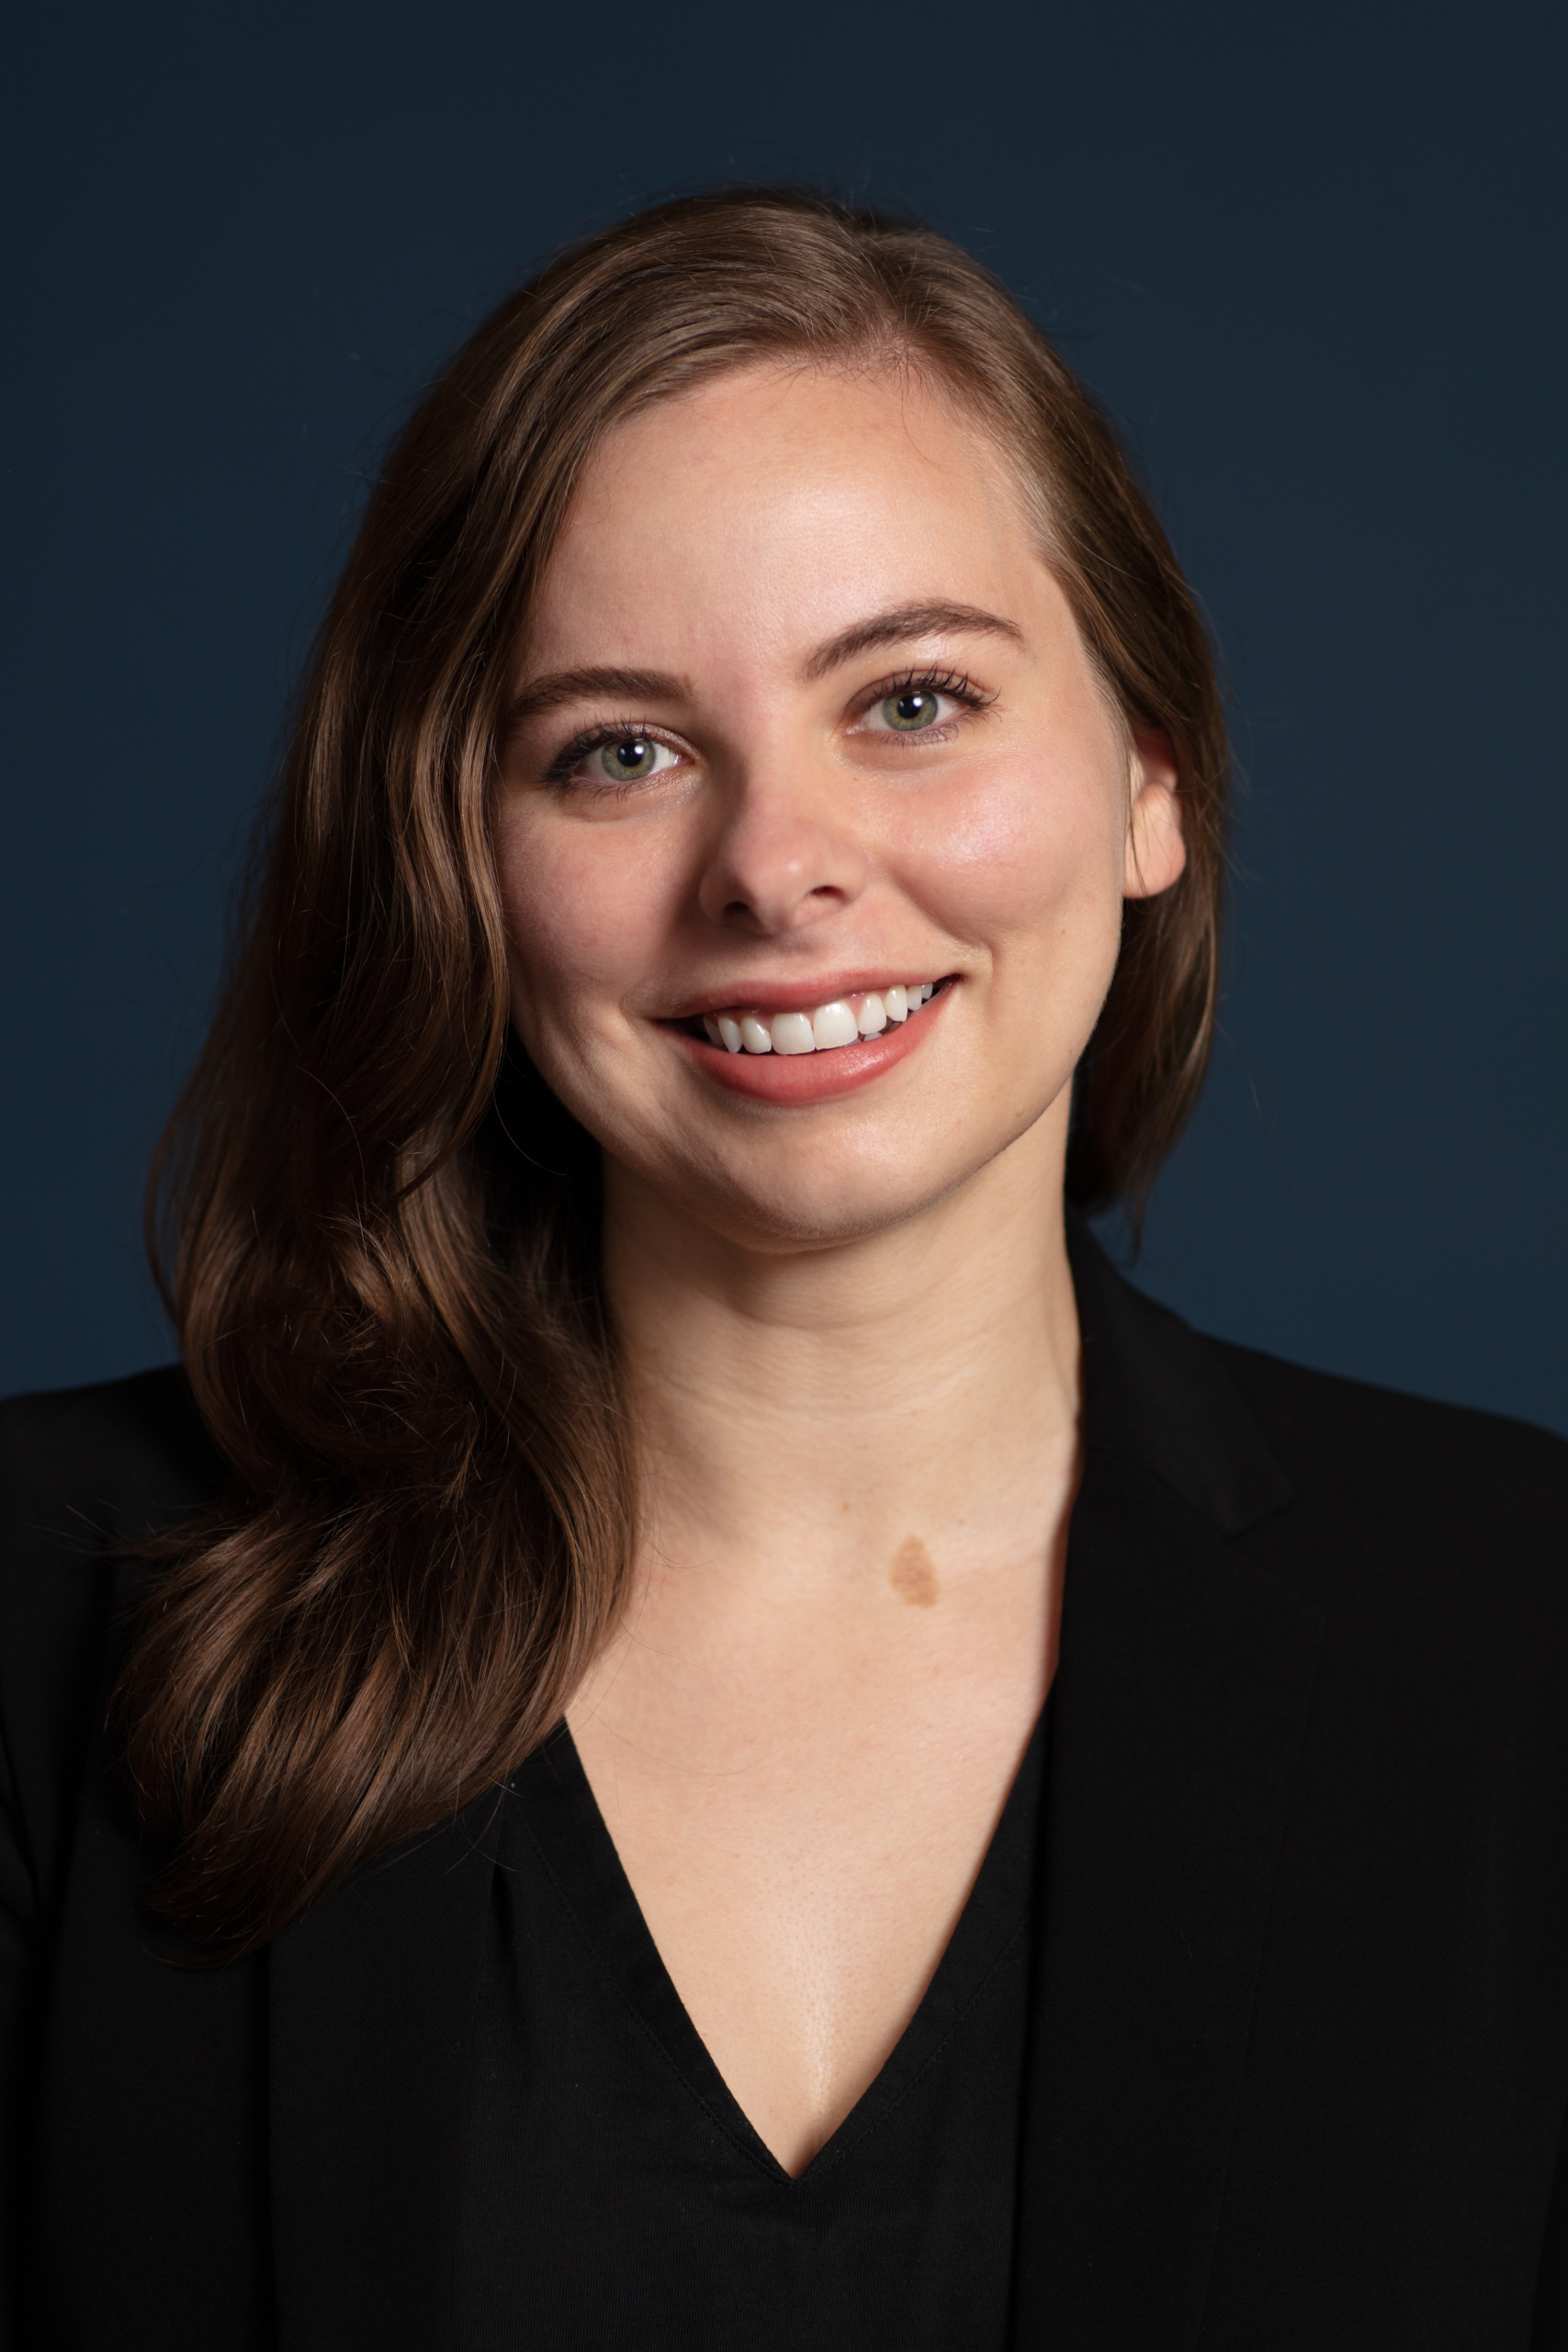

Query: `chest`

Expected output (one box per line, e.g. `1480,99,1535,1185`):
451,1719,1044,2350
566,1564,1052,2170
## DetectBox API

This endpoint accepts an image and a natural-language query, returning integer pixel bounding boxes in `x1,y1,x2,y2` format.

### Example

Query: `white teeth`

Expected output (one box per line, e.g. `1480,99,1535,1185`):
701,981,942,1058
811,1000,860,1049
771,1011,817,1056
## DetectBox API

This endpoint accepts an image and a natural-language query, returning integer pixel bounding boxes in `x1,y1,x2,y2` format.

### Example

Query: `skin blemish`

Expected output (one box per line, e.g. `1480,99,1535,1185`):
889,1536,940,1607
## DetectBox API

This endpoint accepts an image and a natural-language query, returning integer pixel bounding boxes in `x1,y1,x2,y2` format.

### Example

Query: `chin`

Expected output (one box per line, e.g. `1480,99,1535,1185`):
649,1135,1001,1257
598,1054,1073,1254
716,1186,939,1253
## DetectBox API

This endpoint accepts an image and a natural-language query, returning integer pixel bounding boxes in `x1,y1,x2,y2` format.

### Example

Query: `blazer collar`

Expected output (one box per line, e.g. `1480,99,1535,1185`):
1066,1208,1292,1535
1013,1219,1322,2350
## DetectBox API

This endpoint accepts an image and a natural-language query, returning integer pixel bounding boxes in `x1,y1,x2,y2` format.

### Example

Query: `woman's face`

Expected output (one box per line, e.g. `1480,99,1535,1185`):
493,362,1183,1250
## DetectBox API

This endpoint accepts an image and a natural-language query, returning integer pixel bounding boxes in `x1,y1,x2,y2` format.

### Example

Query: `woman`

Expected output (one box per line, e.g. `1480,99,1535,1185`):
3,187,1566,2351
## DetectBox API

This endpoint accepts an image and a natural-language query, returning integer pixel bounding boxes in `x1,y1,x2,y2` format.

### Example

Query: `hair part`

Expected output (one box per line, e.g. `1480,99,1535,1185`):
123,186,1228,1959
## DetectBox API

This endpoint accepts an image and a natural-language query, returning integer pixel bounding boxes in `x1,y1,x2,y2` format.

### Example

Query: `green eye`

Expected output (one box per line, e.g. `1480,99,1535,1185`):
881,689,942,731
596,736,660,780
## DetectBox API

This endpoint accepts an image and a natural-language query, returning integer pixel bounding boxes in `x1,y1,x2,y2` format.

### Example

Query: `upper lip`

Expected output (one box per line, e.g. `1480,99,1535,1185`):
662,970,953,1021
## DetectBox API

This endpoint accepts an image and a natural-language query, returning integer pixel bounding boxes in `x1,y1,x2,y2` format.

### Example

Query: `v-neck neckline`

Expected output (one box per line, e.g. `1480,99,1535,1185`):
505,1703,1051,2186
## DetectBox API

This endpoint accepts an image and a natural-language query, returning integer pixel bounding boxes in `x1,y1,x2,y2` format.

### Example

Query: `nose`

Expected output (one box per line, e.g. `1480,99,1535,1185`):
695,759,870,936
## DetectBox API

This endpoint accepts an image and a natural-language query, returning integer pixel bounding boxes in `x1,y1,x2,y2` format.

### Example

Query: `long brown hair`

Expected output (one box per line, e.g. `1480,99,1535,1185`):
123,187,1229,1959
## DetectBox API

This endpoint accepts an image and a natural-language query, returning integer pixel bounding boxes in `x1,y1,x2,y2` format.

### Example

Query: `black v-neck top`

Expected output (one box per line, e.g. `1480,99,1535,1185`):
455,1704,1050,2350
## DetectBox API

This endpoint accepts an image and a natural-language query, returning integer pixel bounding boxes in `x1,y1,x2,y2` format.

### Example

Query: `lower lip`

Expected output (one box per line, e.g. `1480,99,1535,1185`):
672,986,952,1103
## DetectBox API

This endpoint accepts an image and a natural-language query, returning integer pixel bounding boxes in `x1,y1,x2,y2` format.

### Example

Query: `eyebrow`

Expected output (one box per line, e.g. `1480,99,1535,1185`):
800,601,1025,681
505,601,1025,730
503,665,692,730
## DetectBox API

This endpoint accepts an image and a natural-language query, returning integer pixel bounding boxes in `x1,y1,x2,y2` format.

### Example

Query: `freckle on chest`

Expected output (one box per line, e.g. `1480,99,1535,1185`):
889,1535,940,1607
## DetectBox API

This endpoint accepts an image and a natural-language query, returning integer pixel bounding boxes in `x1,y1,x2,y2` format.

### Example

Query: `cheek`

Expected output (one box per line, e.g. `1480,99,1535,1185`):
493,808,681,1020
908,742,1124,956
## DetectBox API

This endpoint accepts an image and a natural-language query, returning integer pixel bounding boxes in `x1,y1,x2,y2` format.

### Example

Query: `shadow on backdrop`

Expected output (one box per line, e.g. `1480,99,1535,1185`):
3,0,1563,1430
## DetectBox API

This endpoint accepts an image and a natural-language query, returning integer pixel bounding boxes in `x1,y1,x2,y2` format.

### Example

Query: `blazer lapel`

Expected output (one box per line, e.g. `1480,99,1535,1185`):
1012,1229,1325,2349
268,1792,504,2352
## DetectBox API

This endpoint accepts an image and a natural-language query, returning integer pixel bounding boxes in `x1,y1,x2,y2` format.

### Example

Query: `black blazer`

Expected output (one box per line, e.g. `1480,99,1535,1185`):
4,1226,1568,2350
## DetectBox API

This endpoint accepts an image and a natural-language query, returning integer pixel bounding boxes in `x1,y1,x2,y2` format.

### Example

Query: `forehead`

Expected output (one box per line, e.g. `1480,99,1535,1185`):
523,361,1048,676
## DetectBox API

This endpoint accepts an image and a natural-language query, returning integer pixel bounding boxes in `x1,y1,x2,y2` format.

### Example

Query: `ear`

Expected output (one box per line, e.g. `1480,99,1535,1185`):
1123,724,1186,900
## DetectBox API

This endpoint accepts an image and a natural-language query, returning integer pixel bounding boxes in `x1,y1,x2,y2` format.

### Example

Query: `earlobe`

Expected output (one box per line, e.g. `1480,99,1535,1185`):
1123,728,1186,900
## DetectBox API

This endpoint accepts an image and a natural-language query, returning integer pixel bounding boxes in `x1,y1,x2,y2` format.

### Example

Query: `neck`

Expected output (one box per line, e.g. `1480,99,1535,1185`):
600,1104,1083,1597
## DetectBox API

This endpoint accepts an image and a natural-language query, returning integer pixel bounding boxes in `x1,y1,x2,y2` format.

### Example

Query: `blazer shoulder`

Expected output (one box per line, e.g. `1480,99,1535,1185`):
0,1359,225,1738
1208,1335,1568,1555
0,1367,227,1922
0,1362,224,1555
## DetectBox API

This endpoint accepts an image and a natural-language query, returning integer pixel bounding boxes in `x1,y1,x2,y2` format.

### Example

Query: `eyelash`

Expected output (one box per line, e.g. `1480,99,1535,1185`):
854,666,992,729
542,723,666,791
541,665,994,788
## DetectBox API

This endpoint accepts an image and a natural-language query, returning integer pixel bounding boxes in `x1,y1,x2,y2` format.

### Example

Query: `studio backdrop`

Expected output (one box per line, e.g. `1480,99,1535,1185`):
3,0,1563,1431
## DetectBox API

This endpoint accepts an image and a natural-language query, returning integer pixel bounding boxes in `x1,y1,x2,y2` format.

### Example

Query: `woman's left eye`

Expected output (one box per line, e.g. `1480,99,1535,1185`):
862,687,956,735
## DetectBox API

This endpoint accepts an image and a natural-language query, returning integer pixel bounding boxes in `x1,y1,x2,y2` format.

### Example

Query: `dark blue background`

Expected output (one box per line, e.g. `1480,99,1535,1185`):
4,0,1563,1429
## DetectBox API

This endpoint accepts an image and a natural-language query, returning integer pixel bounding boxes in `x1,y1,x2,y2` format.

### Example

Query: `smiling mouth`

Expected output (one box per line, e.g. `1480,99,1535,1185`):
690,980,947,1057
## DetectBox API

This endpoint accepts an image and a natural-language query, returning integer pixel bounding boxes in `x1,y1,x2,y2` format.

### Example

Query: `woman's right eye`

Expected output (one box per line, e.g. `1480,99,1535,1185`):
578,734,680,786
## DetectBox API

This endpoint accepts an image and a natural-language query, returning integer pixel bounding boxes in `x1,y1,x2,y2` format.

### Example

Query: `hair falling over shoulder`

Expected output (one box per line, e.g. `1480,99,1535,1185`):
121,187,1230,1959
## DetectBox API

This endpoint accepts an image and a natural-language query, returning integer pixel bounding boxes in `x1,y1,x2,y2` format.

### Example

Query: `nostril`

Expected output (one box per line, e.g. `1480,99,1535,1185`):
709,867,859,934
